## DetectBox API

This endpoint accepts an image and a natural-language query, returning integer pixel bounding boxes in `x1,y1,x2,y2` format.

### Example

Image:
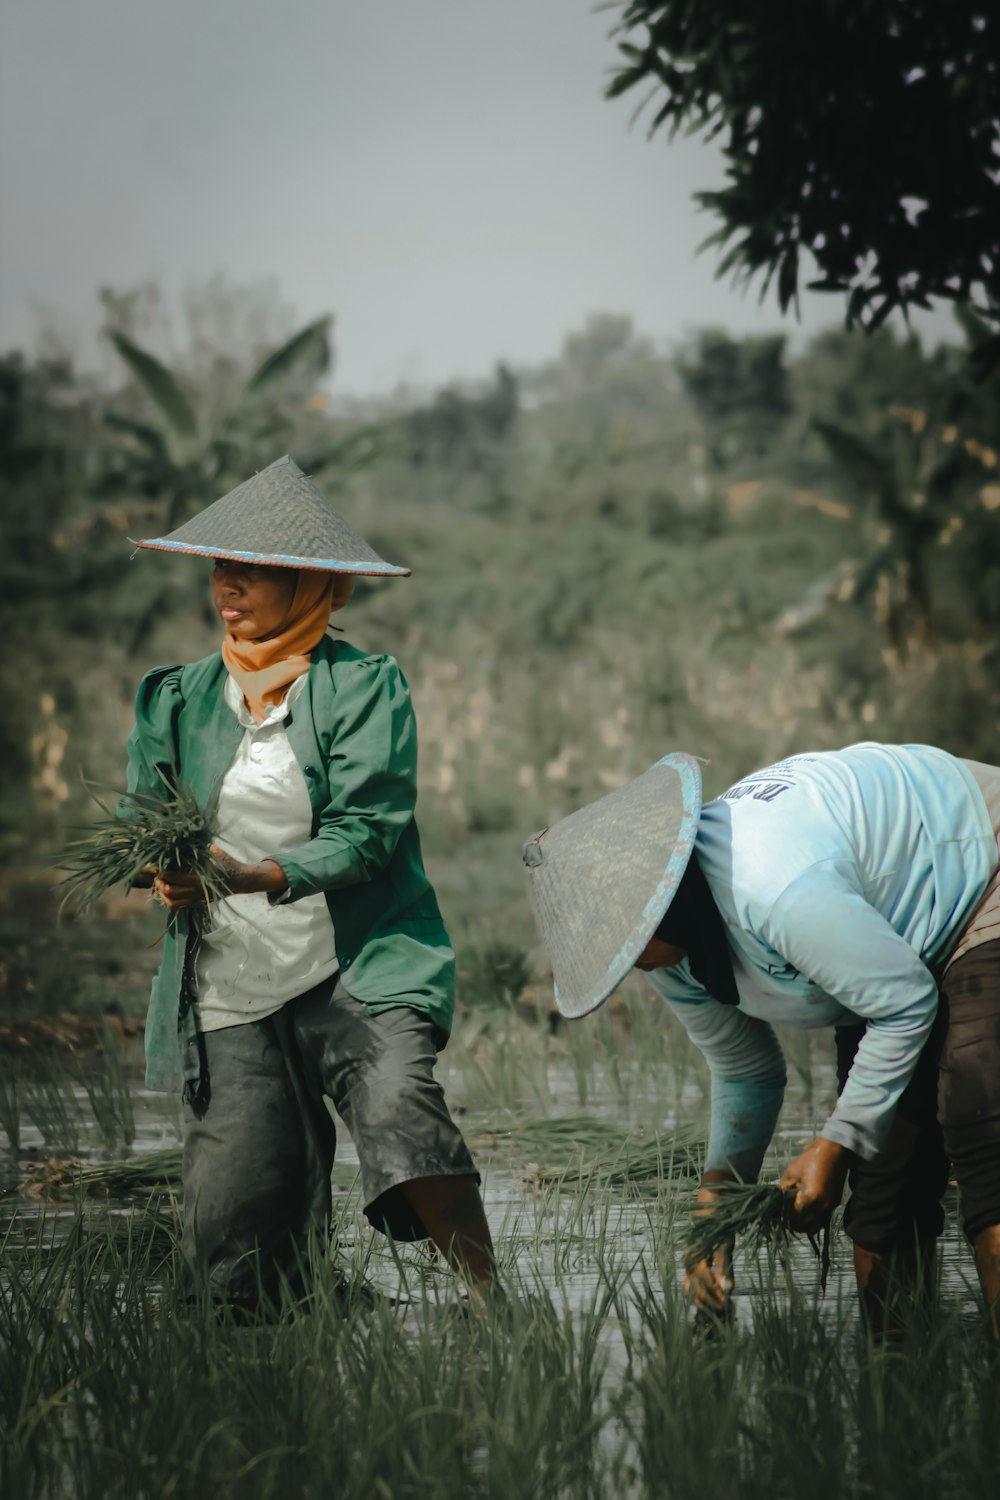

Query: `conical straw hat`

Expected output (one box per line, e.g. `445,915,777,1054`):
133,455,410,575
523,753,702,1018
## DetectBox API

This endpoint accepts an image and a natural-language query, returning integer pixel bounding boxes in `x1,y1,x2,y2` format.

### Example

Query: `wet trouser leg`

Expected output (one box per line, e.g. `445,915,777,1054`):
292,981,494,1289
181,998,336,1308
180,975,487,1302
837,937,1000,1334
836,1012,947,1336
938,939,1000,1336
836,1020,950,1252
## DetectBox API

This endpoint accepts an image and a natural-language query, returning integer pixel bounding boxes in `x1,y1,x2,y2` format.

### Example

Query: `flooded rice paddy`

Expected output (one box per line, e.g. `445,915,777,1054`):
2,988,998,1499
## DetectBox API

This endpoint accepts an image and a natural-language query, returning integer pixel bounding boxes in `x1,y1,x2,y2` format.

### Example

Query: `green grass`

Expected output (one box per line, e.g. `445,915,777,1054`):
7,1116,702,1204
477,1114,703,1194
1,985,998,1499
2,1194,998,1500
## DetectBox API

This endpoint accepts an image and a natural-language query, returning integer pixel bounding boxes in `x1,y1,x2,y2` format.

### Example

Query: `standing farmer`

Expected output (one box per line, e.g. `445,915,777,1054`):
523,744,1000,1334
127,456,493,1309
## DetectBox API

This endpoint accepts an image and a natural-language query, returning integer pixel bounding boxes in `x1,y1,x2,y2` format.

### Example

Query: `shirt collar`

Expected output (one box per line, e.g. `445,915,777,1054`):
223,669,307,730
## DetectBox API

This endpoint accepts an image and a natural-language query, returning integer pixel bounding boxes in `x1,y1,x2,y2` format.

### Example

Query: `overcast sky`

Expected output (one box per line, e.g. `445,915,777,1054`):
0,0,958,396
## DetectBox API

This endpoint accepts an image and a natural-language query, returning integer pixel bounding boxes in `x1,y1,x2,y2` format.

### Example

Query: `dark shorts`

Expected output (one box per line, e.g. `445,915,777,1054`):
836,938,1000,1252
181,977,478,1300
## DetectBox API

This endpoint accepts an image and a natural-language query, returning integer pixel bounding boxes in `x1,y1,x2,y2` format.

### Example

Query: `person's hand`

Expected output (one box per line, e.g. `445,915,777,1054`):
152,847,288,909
686,1240,734,1314
684,1170,737,1314
152,867,209,910
778,1137,852,1236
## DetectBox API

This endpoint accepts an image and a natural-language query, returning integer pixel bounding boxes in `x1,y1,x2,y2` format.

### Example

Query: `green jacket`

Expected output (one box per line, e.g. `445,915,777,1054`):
126,635,455,1093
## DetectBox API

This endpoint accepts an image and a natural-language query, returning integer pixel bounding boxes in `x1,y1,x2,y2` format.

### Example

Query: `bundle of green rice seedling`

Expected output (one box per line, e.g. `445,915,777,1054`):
472,1113,636,1166
684,1179,833,1290
20,1148,183,1200
528,1134,704,1196
474,1114,704,1194
573,1130,703,1189
683,1181,793,1271
59,778,224,931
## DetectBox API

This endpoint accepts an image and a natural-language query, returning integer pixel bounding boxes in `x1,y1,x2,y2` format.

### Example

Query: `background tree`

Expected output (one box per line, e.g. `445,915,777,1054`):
677,329,790,467
406,364,518,471
101,312,334,534
3,291,998,888
813,408,985,655
608,3,1000,353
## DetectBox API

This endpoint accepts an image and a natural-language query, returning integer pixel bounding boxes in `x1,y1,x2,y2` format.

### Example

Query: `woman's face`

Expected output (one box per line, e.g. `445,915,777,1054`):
211,560,298,641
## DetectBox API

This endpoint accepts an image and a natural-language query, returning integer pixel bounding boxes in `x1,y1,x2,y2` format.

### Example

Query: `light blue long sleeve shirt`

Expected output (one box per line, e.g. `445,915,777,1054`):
646,743,997,1172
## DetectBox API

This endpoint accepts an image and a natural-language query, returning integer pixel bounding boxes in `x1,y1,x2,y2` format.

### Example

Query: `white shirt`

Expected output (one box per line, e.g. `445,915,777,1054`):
195,673,339,1032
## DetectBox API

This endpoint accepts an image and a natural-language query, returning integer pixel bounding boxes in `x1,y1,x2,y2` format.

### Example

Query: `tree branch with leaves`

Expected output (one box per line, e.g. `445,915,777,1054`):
607,2,1000,359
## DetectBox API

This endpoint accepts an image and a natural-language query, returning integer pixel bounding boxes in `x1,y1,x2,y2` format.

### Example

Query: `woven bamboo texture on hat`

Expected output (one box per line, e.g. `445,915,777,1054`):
135,455,410,575
524,754,702,1018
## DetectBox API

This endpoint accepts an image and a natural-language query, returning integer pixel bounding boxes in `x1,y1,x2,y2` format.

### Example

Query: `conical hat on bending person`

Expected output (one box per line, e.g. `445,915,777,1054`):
522,753,702,1019
133,454,410,576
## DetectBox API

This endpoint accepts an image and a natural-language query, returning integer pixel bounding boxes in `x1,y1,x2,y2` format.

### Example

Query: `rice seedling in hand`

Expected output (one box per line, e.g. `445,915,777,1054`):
58,777,225,933
683,1179,832,1291
683,1181,794,1272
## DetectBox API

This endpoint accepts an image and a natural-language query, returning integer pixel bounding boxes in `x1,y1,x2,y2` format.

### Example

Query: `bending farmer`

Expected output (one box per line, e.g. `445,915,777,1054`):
523,744,1000,1334
126,456,494,1309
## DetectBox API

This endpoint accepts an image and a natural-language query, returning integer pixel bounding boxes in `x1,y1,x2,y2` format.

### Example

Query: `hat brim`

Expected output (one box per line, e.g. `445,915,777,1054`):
526,753,702,1020
132,537,411,577
131,455,411,577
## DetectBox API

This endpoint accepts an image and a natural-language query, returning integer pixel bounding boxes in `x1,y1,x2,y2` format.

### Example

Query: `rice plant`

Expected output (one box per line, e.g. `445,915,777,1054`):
75,1022,136,1153
58,776,224,932
20,1071,81,1154
474,1113,703,1195
3,962,998,1500
2,1189,998,1500
474,1113,642,1166
682,1181,794,1271
0,1067,21,1151
459,930,532,1006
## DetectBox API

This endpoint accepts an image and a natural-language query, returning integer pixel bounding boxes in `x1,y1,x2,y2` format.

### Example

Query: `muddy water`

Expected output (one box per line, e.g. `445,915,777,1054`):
0,1027,985,1335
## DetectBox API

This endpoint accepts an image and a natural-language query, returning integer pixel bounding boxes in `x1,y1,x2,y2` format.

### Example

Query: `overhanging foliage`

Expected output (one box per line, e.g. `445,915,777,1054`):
608,3,1000,348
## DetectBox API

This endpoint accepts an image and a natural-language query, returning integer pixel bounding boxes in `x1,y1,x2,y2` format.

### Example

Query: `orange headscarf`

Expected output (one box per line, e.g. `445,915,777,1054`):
221,571,353,721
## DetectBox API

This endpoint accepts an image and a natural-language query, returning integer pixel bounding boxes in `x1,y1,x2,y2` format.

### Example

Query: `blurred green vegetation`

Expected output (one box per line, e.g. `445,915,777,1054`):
2,288,999,1017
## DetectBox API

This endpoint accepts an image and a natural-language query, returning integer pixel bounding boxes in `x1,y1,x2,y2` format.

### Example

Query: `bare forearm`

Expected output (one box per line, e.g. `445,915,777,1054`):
152,850,289,909
228,857,289,899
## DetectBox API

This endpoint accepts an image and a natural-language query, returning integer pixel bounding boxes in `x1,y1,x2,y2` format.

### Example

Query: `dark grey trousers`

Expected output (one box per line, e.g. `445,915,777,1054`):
181,977,477,1304
837,937,1000,1251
